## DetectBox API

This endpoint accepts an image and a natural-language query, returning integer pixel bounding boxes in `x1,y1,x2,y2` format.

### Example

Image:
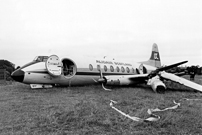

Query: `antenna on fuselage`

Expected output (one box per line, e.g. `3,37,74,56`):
103,56,115,61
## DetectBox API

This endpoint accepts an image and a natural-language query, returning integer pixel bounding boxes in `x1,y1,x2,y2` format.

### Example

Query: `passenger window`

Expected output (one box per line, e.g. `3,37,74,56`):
89,64,93,71
121,67,125,72
132,68,135,73
110,66,114,72
136,68,140,74
126,67,130,73
97,65,101,71
116,66,120,72
143,66,147,73
104,65,107,72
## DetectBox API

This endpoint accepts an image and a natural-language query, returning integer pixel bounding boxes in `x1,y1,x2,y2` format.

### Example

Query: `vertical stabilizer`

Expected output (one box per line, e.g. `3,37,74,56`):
141,43,161,68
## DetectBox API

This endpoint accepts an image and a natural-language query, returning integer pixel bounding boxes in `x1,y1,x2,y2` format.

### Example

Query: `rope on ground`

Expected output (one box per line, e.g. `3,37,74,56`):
110,98,201,122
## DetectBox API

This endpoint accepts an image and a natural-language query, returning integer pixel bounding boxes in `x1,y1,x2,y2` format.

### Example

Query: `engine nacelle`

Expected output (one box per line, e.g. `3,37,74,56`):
104,76,131,86
147,76,166,93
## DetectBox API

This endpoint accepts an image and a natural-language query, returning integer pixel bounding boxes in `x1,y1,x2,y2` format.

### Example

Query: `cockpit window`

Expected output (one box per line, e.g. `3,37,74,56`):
18,61,38,70
19,56,48,70
34,56,48,62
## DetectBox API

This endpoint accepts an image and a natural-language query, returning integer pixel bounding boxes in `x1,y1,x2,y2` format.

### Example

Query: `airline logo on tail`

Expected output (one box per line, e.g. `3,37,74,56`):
150,51,160,61
150,43,160,61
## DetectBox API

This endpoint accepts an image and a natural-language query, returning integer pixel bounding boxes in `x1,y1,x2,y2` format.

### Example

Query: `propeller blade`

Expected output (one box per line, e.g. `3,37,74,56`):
97,69,111,91
100,69,103,78
148,61,188,78
92,78,98,83
102,83,112,91
98,78,106,83
158,61,188,72
160,71,202,92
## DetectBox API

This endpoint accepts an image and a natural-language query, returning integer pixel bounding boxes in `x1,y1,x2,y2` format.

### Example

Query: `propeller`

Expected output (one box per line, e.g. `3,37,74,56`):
148,61,188,79
97,70,112,91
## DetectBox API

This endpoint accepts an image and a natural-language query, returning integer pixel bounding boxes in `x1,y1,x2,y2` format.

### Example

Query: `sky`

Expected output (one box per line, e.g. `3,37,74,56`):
0,0,202,67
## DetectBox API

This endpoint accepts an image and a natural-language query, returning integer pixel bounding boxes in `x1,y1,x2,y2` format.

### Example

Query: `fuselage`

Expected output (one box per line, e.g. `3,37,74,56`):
12,55,157,86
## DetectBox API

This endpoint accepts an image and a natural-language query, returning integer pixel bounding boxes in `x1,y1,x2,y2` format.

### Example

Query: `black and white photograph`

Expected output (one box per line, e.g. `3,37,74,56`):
0,0,202,134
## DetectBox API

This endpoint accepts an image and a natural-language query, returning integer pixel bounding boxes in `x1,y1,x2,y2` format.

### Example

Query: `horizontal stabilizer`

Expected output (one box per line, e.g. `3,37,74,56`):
160,71,202,92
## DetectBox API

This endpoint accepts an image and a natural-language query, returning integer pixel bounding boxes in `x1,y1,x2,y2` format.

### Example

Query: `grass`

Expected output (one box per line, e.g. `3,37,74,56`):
0,75,202,135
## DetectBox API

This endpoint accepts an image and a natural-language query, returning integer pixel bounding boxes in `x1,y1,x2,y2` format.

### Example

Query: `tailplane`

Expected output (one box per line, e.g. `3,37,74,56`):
141,43,161,68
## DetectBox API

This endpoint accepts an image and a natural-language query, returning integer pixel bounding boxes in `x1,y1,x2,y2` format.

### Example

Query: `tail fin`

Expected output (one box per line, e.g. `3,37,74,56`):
141,43,161,68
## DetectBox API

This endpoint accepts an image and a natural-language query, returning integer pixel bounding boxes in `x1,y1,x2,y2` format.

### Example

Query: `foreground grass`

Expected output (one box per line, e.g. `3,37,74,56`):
0,76,202,135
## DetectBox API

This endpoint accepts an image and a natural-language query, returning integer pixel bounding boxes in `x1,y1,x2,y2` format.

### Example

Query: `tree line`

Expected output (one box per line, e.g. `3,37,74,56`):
165,65,202,75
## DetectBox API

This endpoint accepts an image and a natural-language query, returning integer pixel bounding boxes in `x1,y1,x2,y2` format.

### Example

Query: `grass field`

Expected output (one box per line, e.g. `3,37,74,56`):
0,75,202,135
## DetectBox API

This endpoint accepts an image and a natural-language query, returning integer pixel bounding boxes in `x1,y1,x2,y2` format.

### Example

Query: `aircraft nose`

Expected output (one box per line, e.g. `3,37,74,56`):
11,70,25,82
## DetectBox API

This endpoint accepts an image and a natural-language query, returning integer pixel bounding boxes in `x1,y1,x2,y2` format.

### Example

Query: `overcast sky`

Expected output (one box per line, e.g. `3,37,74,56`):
0,0,202,67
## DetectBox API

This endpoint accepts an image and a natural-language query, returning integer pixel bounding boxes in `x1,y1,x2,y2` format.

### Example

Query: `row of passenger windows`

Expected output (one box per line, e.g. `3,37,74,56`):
89,64,135,73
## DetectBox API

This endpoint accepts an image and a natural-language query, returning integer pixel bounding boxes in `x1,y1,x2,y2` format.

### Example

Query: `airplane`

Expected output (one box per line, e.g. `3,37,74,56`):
11,43,202,93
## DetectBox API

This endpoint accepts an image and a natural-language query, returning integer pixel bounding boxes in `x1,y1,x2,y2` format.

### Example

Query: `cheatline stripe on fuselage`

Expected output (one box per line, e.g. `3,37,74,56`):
27,71,135,76
76,72,135,76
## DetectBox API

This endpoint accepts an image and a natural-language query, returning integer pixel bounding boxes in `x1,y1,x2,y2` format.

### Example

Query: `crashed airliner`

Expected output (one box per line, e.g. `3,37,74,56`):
11,43,202,92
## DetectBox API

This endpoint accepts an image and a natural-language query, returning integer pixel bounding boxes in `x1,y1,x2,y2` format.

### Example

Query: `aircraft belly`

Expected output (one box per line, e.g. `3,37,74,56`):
23,72,66,84
63,75,99,86
23,72,99,86
23,72,143,87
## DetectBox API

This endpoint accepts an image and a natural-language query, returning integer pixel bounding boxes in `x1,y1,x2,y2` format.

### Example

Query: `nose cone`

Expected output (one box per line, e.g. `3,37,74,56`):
11,70,25,82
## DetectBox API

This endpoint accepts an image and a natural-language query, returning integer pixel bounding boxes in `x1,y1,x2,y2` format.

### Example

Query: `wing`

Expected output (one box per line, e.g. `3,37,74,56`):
160,71,202,92
127,74,149,83
103,71,202,93
100,61,202,93
102,74,149,85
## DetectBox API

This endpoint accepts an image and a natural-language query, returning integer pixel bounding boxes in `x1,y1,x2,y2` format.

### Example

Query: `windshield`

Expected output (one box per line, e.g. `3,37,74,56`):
17,56,49,70
34,56,49,62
